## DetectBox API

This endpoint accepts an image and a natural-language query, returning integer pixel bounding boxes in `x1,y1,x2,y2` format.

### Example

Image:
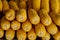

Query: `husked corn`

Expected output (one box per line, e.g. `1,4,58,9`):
42,32,50,40
28,9,40,25
16,9,27,22
41,0,49,12
11,20,21,30
9,1,19,11
50,0,59,13
53,31,60,40
28,28,37,40
2,0,9,12
17,29,26,40
1,17,10,30
49,12,60,26
39,9,52,26
5,29,15,40
32,0,40,11
22,20,32,32
19,1,26,9
35,23,46,37
46,23,58,35
5,9,15,21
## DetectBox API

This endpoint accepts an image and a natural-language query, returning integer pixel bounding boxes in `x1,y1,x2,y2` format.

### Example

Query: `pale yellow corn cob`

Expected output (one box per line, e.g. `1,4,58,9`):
11,20,21,30
16,9,27,22
35,23,46,37
17,29,26,40
22,20,32,32
28,9,40,25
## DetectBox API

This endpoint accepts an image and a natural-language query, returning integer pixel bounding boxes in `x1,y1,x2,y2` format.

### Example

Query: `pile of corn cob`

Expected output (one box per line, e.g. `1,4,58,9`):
0,0,60,40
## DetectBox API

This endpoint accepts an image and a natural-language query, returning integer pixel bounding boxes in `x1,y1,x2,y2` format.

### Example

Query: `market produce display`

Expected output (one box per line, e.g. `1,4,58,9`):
0,0,60,40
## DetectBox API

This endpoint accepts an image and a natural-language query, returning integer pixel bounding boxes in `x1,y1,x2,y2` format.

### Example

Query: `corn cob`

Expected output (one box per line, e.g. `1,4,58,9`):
9,1,19,11
41,0,49,12
32,0,40,11
19,1,26,9
16,9,27,22
35,23,46,37
2,0,9,12
28,28,37,40
17,29,26,40
53,31,60,40
50,0,59,13
39,9,52,26
28,9,40,25
42,32,50,40
5,9,15,21
5,29,15,40
1,17,10,30
0,28,4,38
46,23,58,35
0,0,2,12
11,20,21,30
49,12,60,26
22,20,32,32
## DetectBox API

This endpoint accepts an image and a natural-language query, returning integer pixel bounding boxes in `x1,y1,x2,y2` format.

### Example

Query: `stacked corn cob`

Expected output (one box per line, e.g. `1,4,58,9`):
0,0,60,40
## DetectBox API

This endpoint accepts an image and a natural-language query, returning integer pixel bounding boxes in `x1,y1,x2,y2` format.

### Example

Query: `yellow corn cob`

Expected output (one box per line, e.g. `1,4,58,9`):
22,20,32,32
5,29,15,40
16,9,27,22
11,20,21,30
0,28,4,38
59,0,60,13
9,1,19,11
50,0,59,13
35,23,46,37
53,31,60,40
49,12,60,26
28,28,37,40
39,9,52,26
46,23,58,35
28,9,40,25
42,32,50,40
2,0,9,12
32,0,40,11
1,17,10,30
14,0,20,5
19,1,26,9
0,0,2,12
5,9,15,21
41,0,49,12
17,29,26,40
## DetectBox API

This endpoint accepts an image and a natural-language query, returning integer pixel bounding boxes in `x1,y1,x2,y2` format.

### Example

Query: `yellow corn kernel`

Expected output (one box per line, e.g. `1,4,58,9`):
22,20,32,32
11,20,21,30
35,23,46,37
16,9,27,22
